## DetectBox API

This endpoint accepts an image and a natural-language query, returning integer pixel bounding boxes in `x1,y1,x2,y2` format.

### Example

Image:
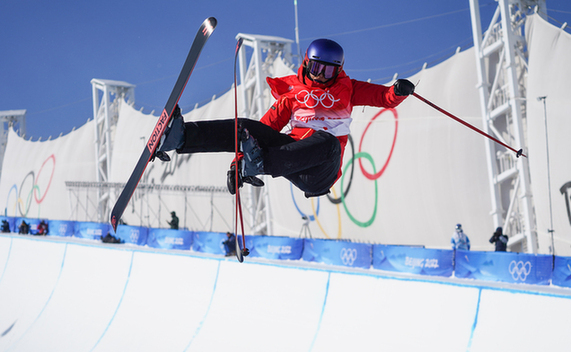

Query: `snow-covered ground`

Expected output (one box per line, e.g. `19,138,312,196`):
0,234,570,352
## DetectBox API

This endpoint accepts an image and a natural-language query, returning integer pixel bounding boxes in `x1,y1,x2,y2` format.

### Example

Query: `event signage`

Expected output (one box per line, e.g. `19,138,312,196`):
74,221,111,241
48,220,75,237
0,216,15,233
302,238,372,268
373,245,454,277
552,256,571,288
115,225,148,246
245,236,303,260
192,231,228,255
14,217,42,235
455,250,552,285
147,228,193,250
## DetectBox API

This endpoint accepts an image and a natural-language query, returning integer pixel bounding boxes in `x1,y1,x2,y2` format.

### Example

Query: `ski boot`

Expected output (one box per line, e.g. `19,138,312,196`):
152,105,185,162
226,158,264,195
240,128,264,177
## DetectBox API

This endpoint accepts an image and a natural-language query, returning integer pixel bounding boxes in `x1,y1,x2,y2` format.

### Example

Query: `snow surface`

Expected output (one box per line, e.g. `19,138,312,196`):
0,234,570,352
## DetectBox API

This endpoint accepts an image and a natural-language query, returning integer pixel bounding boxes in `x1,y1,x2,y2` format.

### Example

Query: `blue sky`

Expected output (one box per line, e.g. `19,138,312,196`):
1,0,570,140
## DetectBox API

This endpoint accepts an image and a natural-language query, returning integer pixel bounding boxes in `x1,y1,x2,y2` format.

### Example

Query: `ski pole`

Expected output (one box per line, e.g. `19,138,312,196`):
412,92,525,158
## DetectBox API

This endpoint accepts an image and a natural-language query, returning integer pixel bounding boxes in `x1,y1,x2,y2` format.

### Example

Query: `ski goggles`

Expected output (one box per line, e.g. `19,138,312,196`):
307,60,340,80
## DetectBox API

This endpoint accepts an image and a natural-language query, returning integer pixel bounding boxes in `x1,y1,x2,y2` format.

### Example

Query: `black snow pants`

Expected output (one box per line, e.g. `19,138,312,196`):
176,118,341,197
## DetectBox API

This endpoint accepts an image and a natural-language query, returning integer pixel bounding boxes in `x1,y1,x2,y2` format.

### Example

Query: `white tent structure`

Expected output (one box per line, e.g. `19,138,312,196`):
1,1,570,255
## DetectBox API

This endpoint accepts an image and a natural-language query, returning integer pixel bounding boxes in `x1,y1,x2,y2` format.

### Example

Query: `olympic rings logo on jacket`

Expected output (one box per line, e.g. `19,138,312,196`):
295,89,341,109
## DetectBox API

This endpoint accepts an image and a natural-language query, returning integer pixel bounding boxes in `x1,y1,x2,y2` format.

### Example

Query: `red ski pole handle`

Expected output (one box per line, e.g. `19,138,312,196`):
412,92,526,158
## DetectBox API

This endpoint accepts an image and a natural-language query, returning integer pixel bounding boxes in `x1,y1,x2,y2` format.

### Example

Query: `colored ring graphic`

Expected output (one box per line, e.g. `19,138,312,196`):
290,183,320,221
327,134,355,204
341,152,377,227
34,154,56,203
311,187,342,239
5,185,18,216
358,108,398,180
7,154,57,217
18,171,35,217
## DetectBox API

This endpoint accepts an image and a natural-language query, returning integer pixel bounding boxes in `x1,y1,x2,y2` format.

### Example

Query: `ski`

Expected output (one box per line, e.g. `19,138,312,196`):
110,17,217,232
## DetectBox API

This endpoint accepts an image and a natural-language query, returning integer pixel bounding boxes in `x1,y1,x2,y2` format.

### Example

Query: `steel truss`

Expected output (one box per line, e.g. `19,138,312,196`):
0,109,26,178
65,181,232,231
469,0,546,252
90,79,136,223
235,33,295,236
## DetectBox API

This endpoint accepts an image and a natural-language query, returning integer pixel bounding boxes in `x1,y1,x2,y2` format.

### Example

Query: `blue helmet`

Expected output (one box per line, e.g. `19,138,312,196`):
304,39,344,83
305,39,344,66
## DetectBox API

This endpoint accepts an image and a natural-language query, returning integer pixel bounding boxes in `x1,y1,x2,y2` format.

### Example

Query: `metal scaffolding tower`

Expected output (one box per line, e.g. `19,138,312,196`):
469,0,546,253
235,33,294,236
91,79,136,222
0,109,26,178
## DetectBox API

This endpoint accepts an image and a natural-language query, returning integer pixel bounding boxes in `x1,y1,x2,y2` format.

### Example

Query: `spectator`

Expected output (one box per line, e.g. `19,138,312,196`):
101,232,123,244
1,220,10,233
167,211,179,230
489,226,508,252
18,220,29,235
223,232,236,257
37,220,49,236
451,223,470,250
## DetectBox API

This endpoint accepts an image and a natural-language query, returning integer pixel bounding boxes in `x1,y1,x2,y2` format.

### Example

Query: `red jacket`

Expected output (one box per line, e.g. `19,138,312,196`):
260,65,407,181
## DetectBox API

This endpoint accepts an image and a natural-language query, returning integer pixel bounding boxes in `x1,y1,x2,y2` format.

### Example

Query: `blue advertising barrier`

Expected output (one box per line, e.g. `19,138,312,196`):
373,245,454,277
552,256,571,288
147,228,193,250
14,217,43,235
0,216,15,233
245,236,304,260
74,221,110,241
48,220,75,237
302,239,372,269
115,225,148,246
455,250,553,285
192,231,227,255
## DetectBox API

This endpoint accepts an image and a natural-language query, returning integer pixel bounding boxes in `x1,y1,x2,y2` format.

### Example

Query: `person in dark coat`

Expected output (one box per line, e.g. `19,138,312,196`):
489,226,508,252
223,232,236,257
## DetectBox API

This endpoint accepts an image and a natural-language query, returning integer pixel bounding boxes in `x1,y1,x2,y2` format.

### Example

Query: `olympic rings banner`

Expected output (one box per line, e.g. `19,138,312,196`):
48,220,75,237
372,245,454,277
115,225,148,246
147,228,193,250
552,256,571,288
192,231,228,255
245,235,303,260
302,238,372,269
454,250,553,285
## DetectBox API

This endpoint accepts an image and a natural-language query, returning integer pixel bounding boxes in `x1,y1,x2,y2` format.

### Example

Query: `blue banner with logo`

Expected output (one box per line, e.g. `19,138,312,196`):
115,225,148,246
244,236,303,260
192,231,227,255
455,250,552,285
372,245,454,277
14,217,42,235
0,216,15,233
302,239,372,269
552,255,571,288
48,220,75,237
74,222,110,241
147,228,193,250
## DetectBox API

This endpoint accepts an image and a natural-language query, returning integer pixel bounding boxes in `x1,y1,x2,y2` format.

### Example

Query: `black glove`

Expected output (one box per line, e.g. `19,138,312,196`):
393,79,415,96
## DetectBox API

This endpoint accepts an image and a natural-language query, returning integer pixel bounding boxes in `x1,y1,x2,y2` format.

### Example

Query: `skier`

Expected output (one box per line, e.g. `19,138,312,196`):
155,38,414,197
451,224,471,251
